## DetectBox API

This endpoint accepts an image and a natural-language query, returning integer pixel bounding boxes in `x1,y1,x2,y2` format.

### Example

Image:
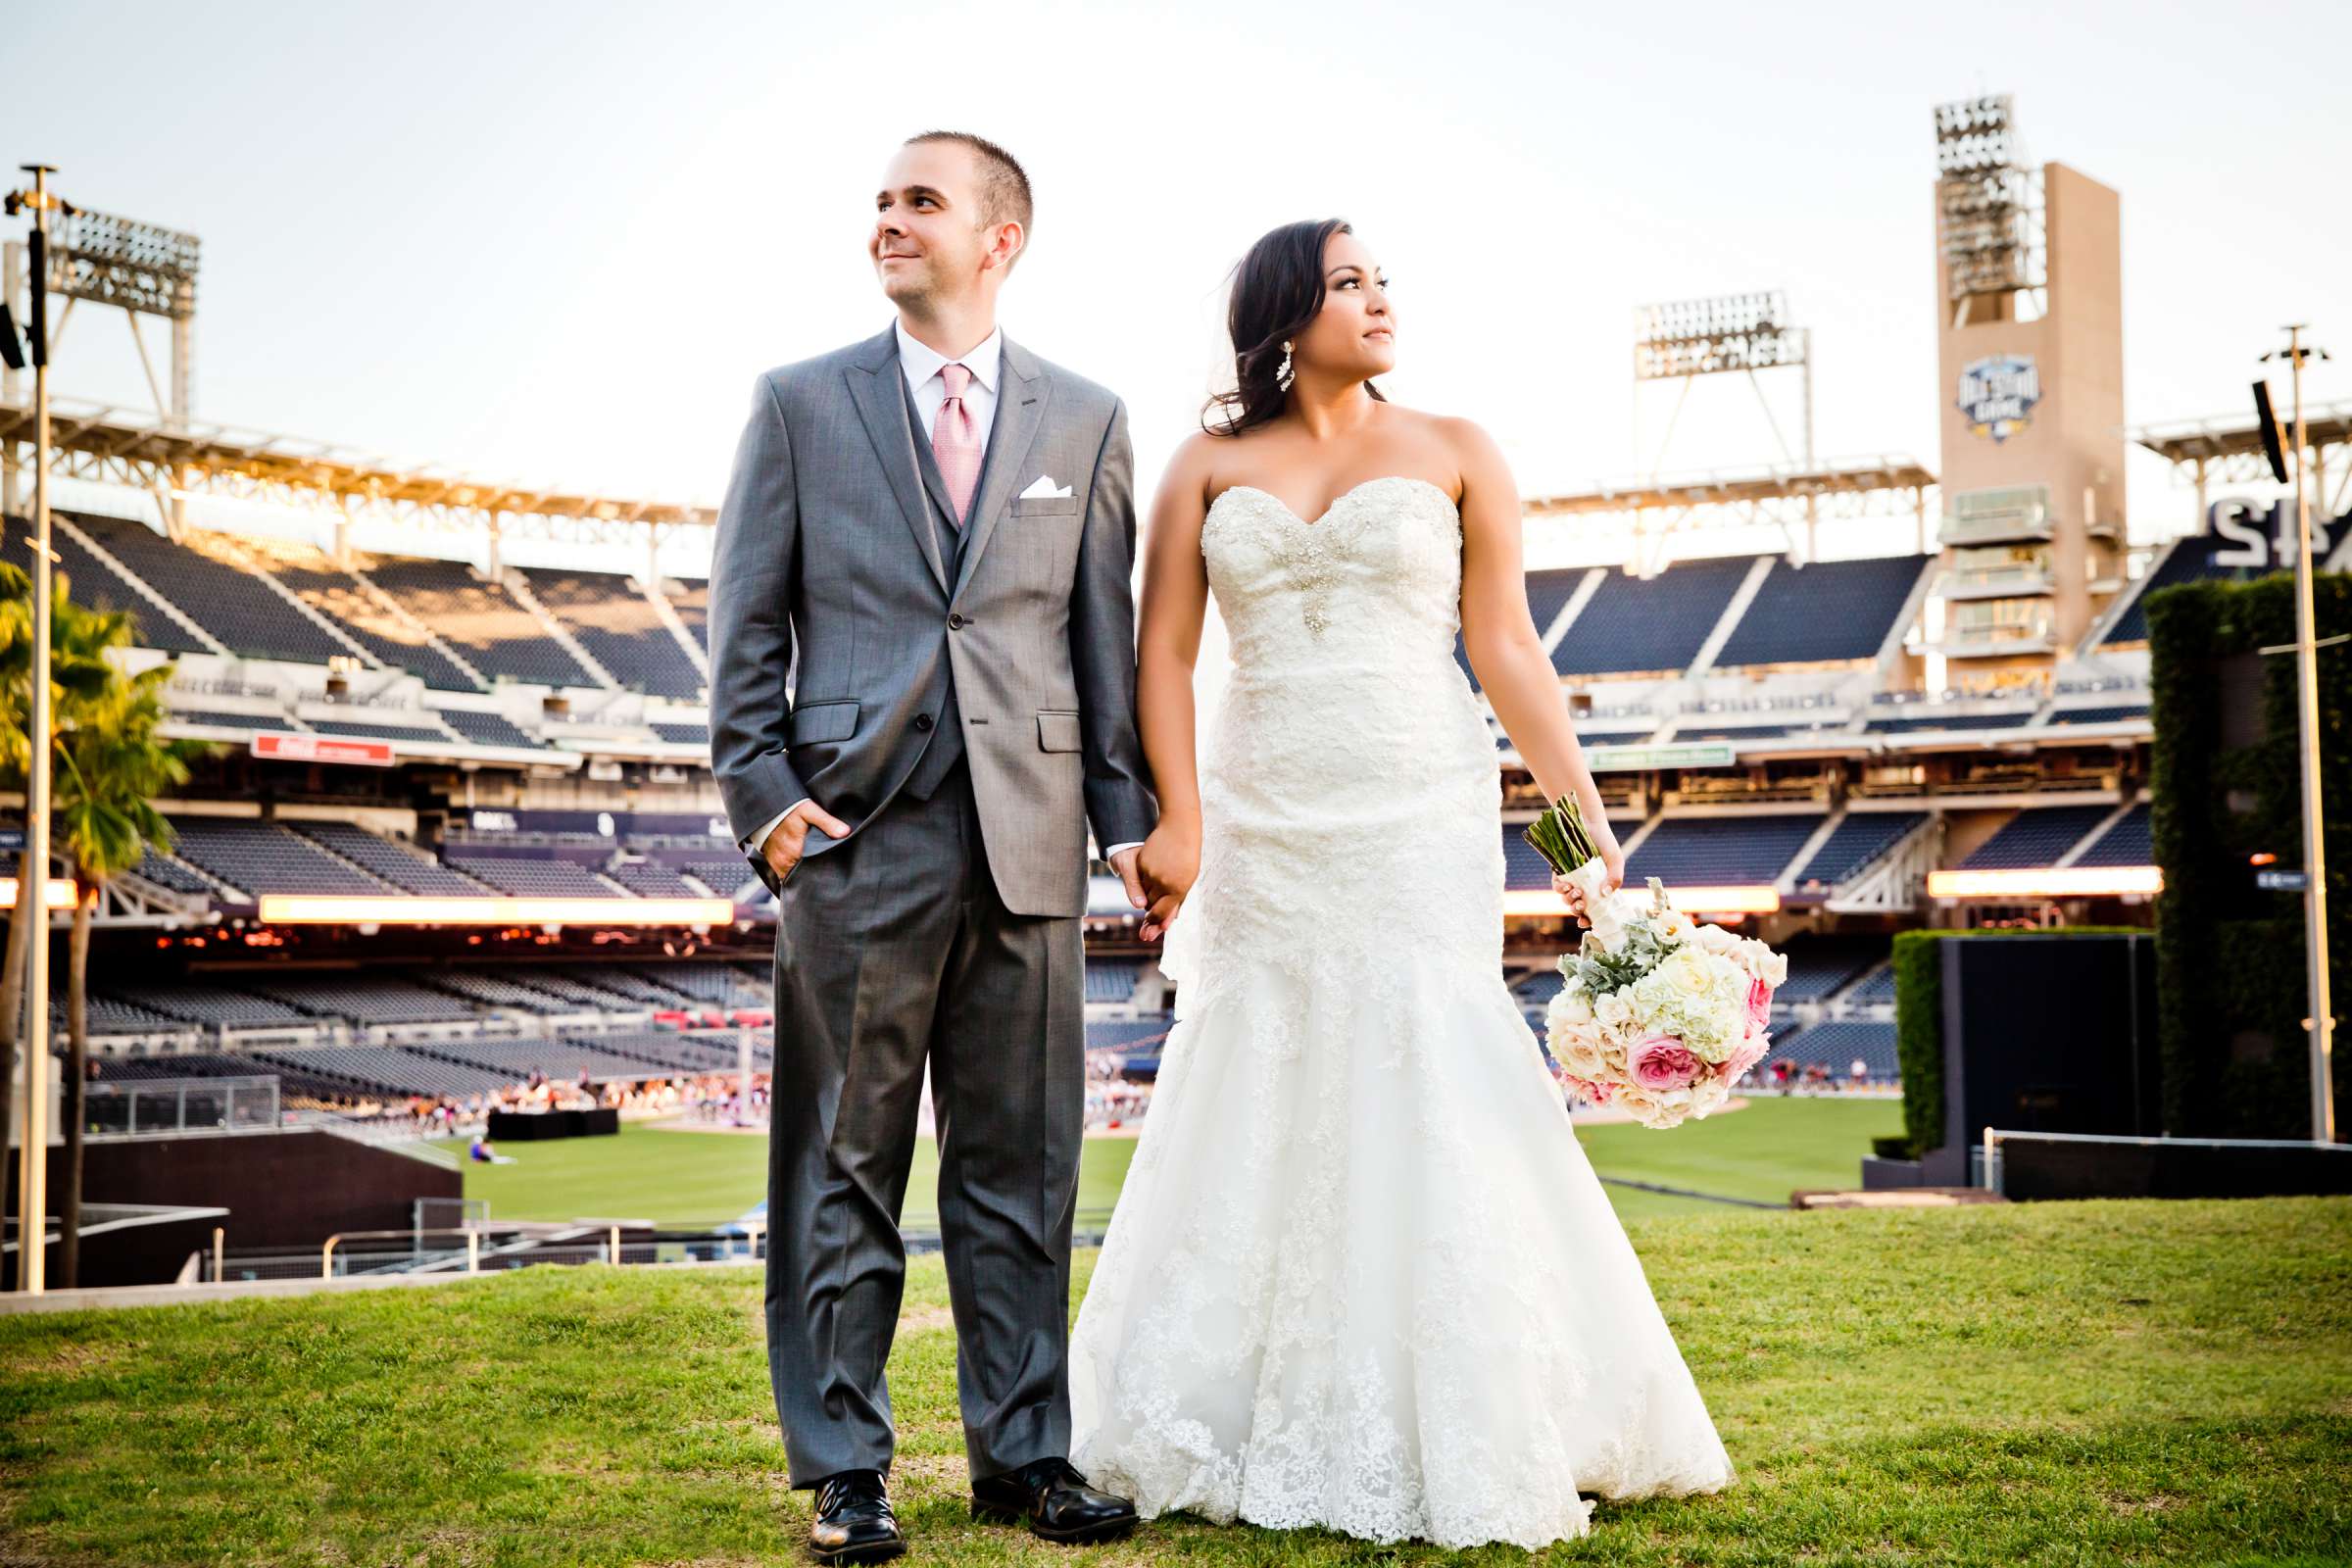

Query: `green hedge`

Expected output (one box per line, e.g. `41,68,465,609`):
1889,926,2140,1158
2147,572,2352,1139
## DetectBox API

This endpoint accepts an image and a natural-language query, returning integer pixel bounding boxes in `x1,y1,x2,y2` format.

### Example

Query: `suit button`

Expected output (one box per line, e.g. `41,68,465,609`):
948,612,964,629
913,713,933,732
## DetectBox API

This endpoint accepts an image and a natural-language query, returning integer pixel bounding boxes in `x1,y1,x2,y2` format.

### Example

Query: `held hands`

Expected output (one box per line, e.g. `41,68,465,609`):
760,799,853,887
1133,821,1200,943
1551,831,1625,929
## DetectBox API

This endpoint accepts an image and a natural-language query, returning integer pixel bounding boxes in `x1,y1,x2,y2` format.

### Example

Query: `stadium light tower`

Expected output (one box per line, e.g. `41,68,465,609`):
2259,325,2337,1144
1935,95,2046,327
2,163,69,1295
1632,290,1818,557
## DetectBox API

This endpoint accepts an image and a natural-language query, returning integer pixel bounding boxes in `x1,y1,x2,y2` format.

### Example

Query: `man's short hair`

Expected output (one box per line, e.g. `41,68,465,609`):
906,130,1033,262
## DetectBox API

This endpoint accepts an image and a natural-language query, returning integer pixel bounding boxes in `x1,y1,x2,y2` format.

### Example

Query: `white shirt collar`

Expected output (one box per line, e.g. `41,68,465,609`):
895,318,1003,394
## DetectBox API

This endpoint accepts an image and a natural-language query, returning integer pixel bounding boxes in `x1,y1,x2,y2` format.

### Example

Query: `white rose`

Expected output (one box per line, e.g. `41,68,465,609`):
1594,994,1636,1031
1555,985,1594,1026
1690,923,1742,956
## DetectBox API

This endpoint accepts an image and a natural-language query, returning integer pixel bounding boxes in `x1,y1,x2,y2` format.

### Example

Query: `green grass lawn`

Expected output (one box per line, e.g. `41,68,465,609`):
2,1198,2346,1565
435,1098,1887,1232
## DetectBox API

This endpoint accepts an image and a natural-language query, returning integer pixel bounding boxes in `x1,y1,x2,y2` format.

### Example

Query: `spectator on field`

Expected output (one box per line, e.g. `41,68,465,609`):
1850,1056,1871,1090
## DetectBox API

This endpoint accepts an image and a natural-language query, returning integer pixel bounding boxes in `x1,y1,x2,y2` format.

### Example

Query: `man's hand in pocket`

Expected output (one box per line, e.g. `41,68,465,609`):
761,799,853,886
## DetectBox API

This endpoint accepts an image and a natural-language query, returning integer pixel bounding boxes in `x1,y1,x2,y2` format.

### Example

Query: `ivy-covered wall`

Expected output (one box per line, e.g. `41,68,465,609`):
2147,572,2352,1140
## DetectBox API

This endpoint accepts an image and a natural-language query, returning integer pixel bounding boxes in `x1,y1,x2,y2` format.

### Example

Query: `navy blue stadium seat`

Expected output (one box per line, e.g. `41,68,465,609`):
435,709,537,748
1771,935,1890,1004
1769,1018,1897,1078
2043,705,2148,726
234,532,485,690
1713,555,1930,666
1865,710,2030,733
522,568,706,701
2103,533,2271,645
2073,803,2153,866
1959,804,2116,869
1792,810,1927,887
1550,557,1759,676
365,558,594,688
1625,813,1822,884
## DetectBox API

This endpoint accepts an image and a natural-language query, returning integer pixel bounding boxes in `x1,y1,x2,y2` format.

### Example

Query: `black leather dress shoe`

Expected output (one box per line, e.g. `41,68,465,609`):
809,1468,905,1564
970,1455,1139,1544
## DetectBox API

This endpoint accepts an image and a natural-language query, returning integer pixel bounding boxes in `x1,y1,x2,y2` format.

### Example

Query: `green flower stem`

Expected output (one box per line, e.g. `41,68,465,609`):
1522,794,1599,876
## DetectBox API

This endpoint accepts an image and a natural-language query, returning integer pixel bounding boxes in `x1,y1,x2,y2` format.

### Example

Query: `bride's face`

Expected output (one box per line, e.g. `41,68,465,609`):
1297,230,1396,383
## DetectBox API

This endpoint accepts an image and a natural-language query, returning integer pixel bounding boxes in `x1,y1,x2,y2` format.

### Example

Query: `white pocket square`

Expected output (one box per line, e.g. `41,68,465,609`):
1019,474,1073,500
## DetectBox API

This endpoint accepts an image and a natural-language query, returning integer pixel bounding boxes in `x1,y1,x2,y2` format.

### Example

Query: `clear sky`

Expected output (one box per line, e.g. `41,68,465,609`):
8,0,2349,571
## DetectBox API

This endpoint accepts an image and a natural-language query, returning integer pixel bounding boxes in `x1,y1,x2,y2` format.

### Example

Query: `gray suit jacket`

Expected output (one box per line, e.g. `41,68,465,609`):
708,323,1157,918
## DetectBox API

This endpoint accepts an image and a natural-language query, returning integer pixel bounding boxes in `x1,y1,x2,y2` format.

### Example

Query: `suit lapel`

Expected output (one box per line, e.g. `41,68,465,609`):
843,326,950,595
953,335,1052,602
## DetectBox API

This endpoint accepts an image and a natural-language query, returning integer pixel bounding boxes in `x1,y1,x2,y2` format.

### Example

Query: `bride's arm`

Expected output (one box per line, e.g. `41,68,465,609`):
1450,418,1625,898
1133,435,1217,940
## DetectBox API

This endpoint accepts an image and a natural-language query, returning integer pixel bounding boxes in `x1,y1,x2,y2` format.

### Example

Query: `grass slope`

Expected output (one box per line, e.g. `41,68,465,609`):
3,1198,2346,1566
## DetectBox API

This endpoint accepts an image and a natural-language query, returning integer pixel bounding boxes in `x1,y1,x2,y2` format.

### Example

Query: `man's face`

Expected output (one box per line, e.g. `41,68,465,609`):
870,141,1012,310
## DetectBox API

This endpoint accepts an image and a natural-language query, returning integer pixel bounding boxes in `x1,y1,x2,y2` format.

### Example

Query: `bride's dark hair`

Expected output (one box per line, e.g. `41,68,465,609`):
1202,217,1388,438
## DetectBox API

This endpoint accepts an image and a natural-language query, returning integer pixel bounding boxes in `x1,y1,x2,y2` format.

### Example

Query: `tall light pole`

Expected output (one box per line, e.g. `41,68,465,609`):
2262,324,2337,1145
3,164,64,1293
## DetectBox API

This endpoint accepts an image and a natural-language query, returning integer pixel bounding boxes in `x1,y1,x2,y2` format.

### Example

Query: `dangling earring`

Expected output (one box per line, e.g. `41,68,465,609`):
1275,340,1295,391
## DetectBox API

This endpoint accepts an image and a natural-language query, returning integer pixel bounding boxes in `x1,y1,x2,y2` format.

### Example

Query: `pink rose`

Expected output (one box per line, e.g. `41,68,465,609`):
1561,1074,1611,1105
1745,975,1773,1028
1629,1034,1700,1091
1725,1023,1770,1081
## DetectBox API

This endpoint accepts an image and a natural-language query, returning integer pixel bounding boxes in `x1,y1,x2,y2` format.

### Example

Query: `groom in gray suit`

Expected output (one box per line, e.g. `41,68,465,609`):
709,130,1157,1562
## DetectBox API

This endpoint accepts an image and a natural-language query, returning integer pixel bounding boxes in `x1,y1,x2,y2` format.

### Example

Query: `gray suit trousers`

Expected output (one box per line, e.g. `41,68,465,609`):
764,752,1084,1487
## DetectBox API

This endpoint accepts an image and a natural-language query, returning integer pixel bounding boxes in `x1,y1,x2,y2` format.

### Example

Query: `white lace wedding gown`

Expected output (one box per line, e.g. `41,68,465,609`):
1067,476,1733,1549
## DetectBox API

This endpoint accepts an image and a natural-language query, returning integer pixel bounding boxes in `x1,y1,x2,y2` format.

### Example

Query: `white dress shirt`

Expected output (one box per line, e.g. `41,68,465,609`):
744,321,1142,871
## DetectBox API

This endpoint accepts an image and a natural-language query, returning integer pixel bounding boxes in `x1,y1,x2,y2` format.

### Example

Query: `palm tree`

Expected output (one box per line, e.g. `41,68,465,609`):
0,563,148,1289
54,662,201,1288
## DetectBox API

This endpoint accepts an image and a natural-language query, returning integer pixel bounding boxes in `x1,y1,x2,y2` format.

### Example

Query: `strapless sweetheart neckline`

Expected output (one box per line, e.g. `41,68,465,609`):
1208,474,1457,529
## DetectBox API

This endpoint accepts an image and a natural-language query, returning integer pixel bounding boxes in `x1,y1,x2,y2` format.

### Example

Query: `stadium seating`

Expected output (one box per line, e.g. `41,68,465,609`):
434,708,538,748
234,533,484,690
668,580,710,654
1524,568,1586,635
248,1043,515,1098
1713,555,1931,666
1502,825,1560,890
685,856,758,898
363,557,594,687
608,860,704,899
2074,802,2153,866
1625,813,1823,884
1085,959,1141,1004
1959,804,2118,869
4,515,209,655
2043,705,2149,726
1550,557,1758,676
118,983,314,1030
521,568,706,701
166,817,391,898
79,1049,354,1102
239,972,482,1026
1769,1018,1898,1079
134,849,219,896
169,708,298,731
1846,965,1897,1004
1771,935,1888,1004
444,857,622,898
2102,533,2264,645
1085,1019,1170,1054
1864,710,2030,733
652,720,710,746
304,717,454,742
284,820,492,897
1791,810,1928,888
420,1036,688,1084
72,514,354,664
53,993,184,1036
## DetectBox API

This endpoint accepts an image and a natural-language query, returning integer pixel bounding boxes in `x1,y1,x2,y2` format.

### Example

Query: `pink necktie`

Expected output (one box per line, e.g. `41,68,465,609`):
931,362,981,527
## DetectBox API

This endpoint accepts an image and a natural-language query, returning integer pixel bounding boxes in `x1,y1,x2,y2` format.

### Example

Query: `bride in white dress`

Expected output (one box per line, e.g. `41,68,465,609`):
1066,220,1734,1550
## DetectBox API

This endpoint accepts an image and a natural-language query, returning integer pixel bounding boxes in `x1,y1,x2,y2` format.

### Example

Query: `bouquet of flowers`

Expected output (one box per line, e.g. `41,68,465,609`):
1522,796,1788,1129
